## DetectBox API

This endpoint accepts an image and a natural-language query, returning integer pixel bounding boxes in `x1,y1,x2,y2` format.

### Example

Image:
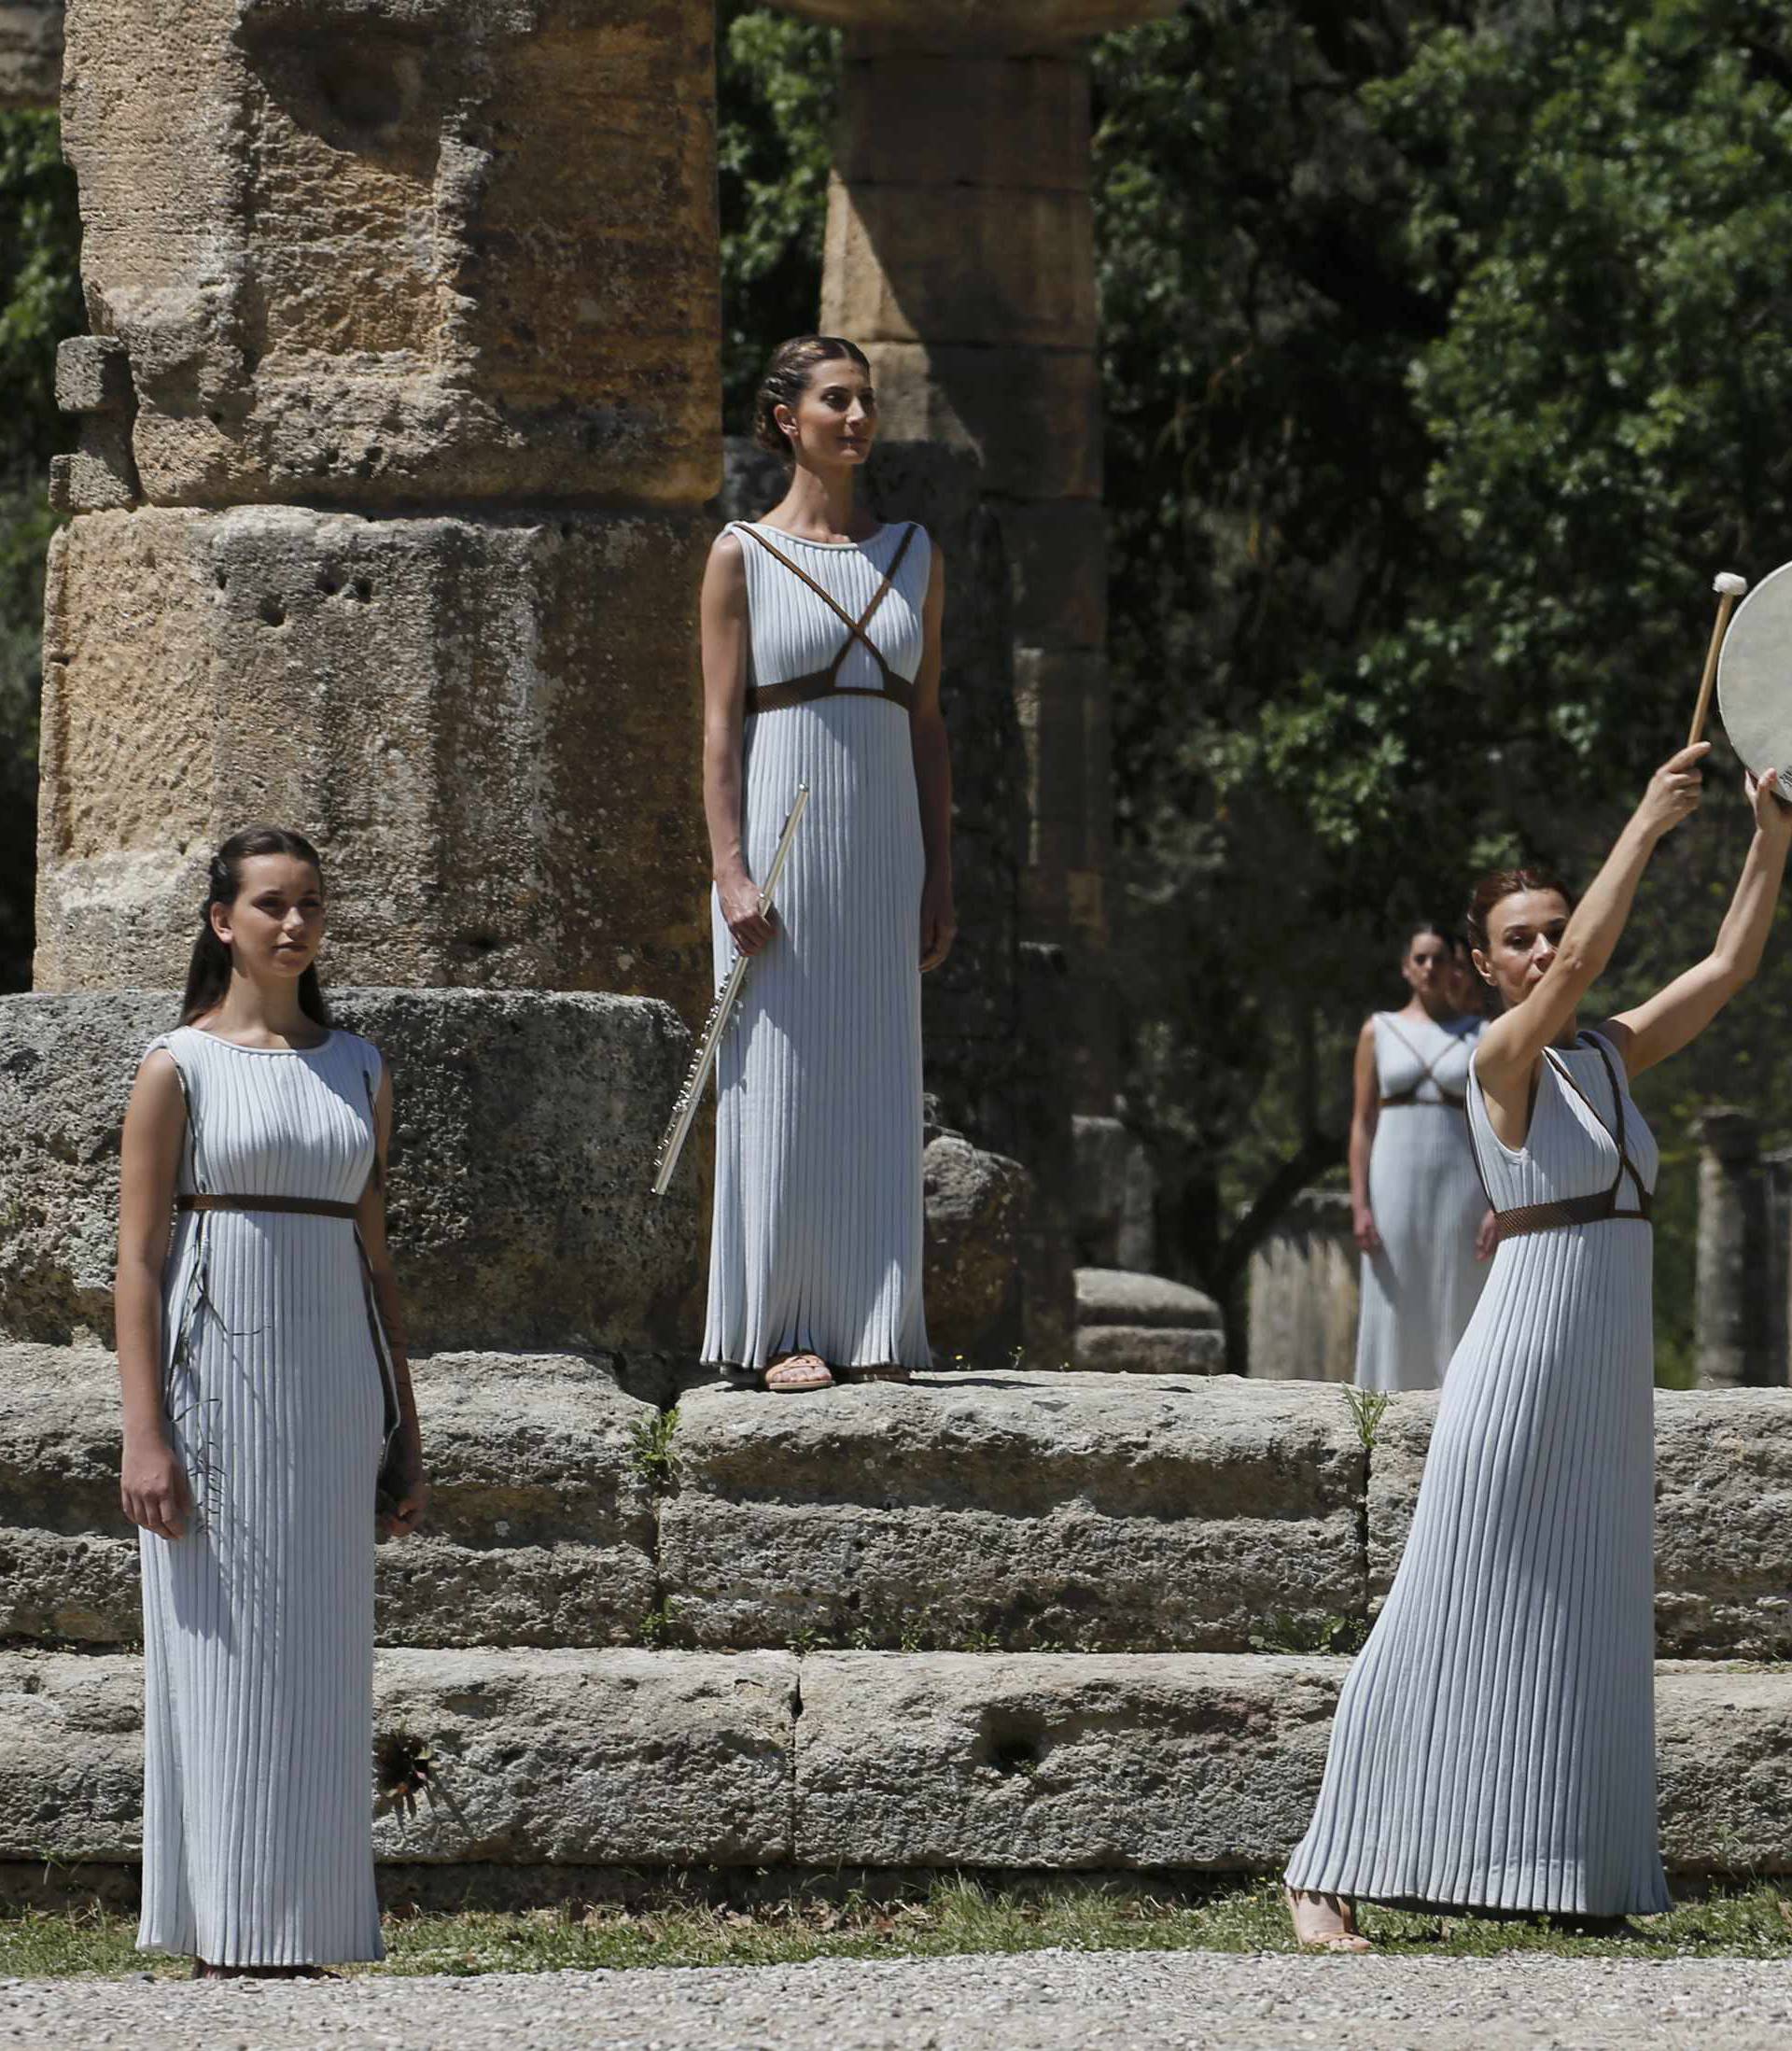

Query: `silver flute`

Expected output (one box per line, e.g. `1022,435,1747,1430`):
651,782,811,1197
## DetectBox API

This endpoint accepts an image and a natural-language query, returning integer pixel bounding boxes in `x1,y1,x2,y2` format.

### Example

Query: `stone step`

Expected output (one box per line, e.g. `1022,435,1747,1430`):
0,1346,661,1649
7,1354,1790,1661
1071,1266,1225,1374
2,1650,1785,1884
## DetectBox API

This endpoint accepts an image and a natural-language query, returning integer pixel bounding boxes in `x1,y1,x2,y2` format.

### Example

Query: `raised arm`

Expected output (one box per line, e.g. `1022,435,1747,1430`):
1477,744,1707,1104
700,531,773,958
355,1059,427,1539
911,541,955,972
1349,1017,1381,1254
115,1051,192,1541
1602,769,1792,1076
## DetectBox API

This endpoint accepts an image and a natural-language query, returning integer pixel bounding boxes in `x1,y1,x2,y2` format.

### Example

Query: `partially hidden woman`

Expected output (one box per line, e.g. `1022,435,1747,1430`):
1286,742,1790,1948
115,826,427,1974
699,334,955,1392
1351,923,1491,1392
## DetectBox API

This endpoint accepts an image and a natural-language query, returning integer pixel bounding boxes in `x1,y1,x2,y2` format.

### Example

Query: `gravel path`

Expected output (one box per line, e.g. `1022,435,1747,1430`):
7,1949,1792,2051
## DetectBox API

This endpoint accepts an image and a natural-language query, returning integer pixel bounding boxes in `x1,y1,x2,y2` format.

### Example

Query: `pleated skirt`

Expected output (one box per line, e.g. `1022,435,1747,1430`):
1355,1103,1488,1393
703,692,929,1372
138,1210,385,1964
1287,1218,1669,1916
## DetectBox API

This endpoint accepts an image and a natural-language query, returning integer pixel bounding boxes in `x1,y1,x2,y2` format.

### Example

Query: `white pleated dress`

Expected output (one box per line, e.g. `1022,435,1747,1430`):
703,519,931,1375
1355,1012,1488,1393
1288,1030,1668,1917
136,1024,389,1965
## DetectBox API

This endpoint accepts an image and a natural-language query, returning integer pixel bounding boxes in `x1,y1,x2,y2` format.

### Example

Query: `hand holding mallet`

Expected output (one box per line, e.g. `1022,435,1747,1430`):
1688,569,1749,748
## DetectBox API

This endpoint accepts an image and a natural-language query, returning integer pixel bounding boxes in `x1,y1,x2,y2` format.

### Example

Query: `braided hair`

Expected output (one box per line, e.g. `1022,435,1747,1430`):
751,335,872,457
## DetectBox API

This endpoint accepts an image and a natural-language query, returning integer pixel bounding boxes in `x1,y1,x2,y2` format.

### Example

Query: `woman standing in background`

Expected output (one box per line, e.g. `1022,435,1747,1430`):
1351,923,1491,1392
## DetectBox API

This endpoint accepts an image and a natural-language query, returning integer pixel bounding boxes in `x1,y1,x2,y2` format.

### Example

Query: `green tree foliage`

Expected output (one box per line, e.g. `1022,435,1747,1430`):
717,1,837,422
0,110,80,990
1097,3,1792,1371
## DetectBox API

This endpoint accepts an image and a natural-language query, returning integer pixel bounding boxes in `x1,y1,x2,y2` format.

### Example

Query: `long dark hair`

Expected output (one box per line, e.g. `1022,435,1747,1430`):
179,826,332,1028
752,334,872,457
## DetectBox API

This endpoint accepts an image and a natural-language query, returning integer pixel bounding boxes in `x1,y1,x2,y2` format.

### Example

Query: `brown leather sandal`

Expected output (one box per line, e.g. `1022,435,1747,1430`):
1285,1886,1373,1953
764,1351,833,1393
835,1362,912,1384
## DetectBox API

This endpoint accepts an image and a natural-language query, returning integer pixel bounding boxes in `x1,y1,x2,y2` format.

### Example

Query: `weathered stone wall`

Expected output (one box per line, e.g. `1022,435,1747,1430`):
7,1648,1790,1884
0,990,701,1354
15,1362,1789,1664
35,508,711,1004
40,0,720,1013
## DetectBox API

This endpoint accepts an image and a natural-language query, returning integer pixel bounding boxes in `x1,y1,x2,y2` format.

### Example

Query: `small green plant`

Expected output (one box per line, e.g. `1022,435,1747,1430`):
637,1601,674,1649
1343,1384,1391,1451
1248,1611,1371,1657
787,1622,822,1656
898,1619,927,1653
630,1408,680,1487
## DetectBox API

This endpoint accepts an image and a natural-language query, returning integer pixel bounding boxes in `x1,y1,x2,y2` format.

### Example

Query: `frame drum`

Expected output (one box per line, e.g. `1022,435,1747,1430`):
1717,560,1792,800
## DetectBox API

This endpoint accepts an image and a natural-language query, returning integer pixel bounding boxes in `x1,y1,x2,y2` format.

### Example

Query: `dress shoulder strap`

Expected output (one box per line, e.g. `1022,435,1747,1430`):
1541,1036,1648,1209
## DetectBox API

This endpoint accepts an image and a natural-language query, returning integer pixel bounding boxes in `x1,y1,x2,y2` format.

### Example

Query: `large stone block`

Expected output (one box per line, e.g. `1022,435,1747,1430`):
922,1131,1029,1360
823,177,1096,351
659,1374,1365,1652
1071,1116,1155,1271
0,1345,663,1647
1247,1189,1358,1383
836,49,1088,190
5,1649,1790,1880
0,1650,798,1868
794,1652,1337,1868
850,341,1100,504
775,3,1181,49
1368,1388,1792,1661
0,989,700,1354
35,505,709,1005
60,0,719,507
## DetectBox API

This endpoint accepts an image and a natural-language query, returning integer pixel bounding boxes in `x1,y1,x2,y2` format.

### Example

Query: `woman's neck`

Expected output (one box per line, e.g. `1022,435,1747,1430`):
765,464,868,542
200,973,321,1046
1404,993,1456,1026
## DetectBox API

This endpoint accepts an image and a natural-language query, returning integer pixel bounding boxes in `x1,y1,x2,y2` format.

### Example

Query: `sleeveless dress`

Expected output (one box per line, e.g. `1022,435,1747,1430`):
1287,1031,1668,1916
703,519,931,1374
136,1024,390,1965
1354,1012,1488,1393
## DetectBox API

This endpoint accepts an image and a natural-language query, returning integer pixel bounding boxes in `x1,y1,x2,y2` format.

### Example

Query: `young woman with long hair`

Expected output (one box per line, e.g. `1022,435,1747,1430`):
115,825,427,1974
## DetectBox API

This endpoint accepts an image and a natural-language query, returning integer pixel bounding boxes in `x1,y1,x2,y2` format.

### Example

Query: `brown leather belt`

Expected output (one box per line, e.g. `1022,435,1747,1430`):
1379,1091,1466,1109
178,1194,358,1220
1492,1192,1651,1242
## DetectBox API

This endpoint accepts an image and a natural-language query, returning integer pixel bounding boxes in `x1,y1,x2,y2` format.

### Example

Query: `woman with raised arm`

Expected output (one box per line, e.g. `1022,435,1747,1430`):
1285,743,1791,1949
116,826,427,1976
697,336,953,1393
1351,923,1491,1393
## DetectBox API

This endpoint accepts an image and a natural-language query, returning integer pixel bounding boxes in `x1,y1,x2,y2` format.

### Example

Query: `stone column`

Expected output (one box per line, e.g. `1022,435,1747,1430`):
5,0,721,1370
767,0,1175,1111
1695,1106,1771,1390
1246,1190,1359,1384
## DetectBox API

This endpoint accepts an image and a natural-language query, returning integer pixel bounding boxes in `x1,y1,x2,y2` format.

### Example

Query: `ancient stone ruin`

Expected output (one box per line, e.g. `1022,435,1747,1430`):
4,0,1792,1906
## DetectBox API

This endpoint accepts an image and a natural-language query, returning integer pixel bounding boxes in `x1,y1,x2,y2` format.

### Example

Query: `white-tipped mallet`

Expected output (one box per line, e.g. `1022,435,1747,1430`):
1688,569,1749,748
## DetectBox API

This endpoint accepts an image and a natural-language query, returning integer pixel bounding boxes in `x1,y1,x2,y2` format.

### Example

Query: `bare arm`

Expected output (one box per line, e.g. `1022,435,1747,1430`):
1477,744,1706,1135
356,1060,427,1539
911,541,955,972
115,1051,192,1541
1603,770,1792,1076
700,532,774,957
1348,1018,1381,1253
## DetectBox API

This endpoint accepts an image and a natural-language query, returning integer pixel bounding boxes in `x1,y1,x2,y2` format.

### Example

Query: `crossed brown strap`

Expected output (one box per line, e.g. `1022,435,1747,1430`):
178,1193,359,1220
1377,1014,1470,1110
1472,1035,1653,1243
738,522,919,715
